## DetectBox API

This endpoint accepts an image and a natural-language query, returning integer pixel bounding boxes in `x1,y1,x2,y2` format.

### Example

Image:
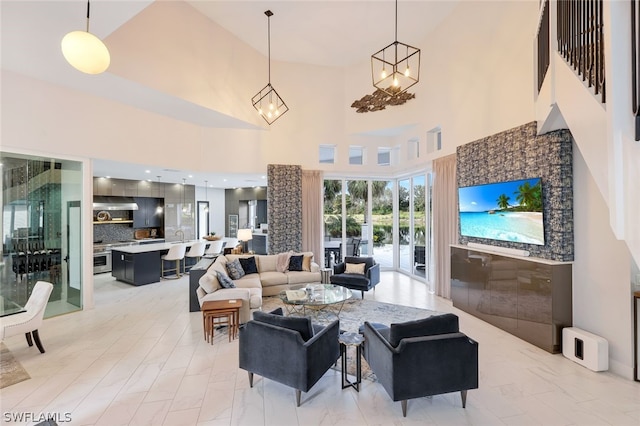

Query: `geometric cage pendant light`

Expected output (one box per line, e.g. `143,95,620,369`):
251,10,289,125
61,0,110,75
371,0,420,96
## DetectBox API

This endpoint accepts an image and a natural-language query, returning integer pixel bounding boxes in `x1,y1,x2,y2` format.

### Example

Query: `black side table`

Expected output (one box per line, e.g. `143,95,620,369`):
339,332,364,391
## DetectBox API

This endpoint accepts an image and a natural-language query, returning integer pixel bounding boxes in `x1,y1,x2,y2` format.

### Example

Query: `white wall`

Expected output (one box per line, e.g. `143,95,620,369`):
573,146,632,377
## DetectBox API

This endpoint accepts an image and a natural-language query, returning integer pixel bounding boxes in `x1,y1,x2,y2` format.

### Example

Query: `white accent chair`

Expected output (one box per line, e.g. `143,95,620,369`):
205,240,224,256
0,281,53,353
185,241,206,273
161,244,186,279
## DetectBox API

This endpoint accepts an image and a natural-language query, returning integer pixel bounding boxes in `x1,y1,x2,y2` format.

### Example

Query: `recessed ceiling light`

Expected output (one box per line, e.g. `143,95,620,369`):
261,175,266,179
188,175,193,178
145,170,150,173
223,179,227,182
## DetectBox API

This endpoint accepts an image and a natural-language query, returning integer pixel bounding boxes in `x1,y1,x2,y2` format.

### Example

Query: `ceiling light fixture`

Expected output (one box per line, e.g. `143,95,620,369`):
371,0,420,96
61,0,110,75
251,10,289,125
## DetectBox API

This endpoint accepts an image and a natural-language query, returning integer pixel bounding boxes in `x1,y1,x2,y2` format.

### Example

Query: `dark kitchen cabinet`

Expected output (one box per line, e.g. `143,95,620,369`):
111,249,161,286
256,200,267,226
133,197,164,228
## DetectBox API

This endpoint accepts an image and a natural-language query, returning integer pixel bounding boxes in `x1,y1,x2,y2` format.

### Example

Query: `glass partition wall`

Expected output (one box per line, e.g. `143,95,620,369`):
1,152,83,318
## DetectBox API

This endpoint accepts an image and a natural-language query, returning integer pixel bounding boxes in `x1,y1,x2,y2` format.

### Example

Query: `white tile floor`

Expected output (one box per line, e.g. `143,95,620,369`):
1,272,639,425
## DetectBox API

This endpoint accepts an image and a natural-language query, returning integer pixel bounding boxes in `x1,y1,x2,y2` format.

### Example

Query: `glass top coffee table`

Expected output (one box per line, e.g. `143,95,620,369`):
279,283,352,320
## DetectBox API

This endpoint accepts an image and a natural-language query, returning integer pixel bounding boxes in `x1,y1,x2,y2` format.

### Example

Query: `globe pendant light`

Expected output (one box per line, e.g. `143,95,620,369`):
371,0,420,96
61,0,110,74
251,10,289,125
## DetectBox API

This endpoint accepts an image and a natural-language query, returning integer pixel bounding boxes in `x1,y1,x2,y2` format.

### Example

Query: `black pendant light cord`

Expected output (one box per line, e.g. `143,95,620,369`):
395,0,398,42
266,10,272,85
86,0,91,32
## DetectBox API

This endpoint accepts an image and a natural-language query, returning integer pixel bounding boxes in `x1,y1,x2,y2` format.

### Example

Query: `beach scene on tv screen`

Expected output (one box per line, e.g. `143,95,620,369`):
458,178,545,245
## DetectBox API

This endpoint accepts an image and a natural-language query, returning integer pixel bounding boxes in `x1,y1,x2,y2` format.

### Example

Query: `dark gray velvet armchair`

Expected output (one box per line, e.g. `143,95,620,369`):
238,308,340,406
330,256,380,298
362,313,479,417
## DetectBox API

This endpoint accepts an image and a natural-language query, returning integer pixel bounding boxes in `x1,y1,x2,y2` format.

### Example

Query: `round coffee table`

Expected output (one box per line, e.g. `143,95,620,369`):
279,283,352,321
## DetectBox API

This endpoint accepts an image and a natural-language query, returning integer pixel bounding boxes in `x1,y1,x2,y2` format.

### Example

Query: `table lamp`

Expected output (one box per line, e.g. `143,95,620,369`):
237,229,253,253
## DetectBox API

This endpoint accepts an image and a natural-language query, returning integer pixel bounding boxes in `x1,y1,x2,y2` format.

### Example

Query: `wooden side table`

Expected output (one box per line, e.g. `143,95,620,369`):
202,299,242,343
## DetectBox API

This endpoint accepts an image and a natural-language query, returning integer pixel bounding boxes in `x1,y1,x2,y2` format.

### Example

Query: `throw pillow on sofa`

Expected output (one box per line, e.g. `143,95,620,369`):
216,271,236,288
288,254,304,272
345,262,366,274
226,258,245,280
239,256,259,275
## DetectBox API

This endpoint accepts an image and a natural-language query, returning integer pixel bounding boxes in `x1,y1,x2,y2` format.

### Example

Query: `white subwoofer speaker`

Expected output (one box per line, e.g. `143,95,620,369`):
562,327,608,372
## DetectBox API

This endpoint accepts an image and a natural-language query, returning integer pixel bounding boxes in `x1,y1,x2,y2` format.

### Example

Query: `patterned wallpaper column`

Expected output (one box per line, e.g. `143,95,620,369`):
456,121,574,261
267,164,302,254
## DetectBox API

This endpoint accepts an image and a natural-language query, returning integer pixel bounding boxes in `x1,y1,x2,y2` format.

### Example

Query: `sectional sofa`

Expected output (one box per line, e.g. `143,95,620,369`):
196,252,321,323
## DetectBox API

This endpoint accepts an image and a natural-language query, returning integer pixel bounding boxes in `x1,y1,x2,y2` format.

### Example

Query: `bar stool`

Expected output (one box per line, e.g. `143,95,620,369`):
184,241,206,273
161,244,186,279
205,240,224,256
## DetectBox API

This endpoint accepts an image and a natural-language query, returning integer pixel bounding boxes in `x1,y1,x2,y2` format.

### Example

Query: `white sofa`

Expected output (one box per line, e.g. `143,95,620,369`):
197,253,321,323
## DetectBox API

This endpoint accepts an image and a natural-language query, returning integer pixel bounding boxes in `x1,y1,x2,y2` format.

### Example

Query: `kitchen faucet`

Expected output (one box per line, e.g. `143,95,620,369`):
175,229,185,242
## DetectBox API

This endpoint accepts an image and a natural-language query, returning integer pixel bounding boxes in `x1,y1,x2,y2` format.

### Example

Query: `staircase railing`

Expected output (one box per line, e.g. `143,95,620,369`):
537,0,550,93
557,0,605,103
633,0,640,140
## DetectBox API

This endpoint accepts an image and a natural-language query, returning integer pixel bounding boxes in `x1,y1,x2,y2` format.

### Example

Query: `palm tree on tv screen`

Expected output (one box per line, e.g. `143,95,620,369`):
496,194,511,210
514,181,543,211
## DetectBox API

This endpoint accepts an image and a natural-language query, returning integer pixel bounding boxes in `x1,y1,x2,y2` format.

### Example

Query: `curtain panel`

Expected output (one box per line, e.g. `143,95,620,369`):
301,170,323,265
433,153,457,299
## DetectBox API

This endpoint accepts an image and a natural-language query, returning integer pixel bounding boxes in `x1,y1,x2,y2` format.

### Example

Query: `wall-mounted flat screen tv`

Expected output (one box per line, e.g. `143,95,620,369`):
458,177,545,245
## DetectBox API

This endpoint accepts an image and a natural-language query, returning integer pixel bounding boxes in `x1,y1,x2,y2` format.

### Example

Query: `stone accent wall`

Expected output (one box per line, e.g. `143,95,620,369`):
456,121,574,261
267,164,302,254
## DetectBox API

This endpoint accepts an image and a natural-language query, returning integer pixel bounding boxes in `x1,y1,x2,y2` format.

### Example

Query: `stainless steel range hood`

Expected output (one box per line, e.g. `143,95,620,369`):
93,196,139,211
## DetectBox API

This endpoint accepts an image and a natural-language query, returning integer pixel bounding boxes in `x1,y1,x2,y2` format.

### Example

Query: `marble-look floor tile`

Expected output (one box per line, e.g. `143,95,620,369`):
1,272,638,425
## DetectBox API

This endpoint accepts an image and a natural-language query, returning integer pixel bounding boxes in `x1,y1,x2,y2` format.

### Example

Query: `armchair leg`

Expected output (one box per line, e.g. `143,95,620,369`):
401,400,407,417
461,390,467,408
32,330,45,353
295,389,301,407
361,290,364,299
25,332,33,347
248,372,254,388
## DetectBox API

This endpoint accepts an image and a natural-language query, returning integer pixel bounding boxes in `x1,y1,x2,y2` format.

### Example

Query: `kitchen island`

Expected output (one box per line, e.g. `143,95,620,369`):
111,240,208,286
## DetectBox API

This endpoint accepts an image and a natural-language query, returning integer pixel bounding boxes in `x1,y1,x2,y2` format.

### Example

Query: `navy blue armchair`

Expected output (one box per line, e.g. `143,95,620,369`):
330,256,380,298
362,313,479,417
239,308,340,406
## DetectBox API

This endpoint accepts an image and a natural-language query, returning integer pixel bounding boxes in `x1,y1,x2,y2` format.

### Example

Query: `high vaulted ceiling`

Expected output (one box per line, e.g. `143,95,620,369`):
1,1,459,187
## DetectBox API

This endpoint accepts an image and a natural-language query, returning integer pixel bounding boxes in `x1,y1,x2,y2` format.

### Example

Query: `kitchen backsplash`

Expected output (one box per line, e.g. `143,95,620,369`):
94,224,135,243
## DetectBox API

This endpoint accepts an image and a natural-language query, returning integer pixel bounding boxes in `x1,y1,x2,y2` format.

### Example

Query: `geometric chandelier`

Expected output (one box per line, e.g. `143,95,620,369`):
61,0,110,74
252,10,289,125
371,0,420,96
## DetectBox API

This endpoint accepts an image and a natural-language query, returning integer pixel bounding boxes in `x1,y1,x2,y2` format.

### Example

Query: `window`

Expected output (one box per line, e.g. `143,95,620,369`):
377,148,391,166
319,145,335,164
427,127,442,153
408,138,419,160
349,146,363,165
